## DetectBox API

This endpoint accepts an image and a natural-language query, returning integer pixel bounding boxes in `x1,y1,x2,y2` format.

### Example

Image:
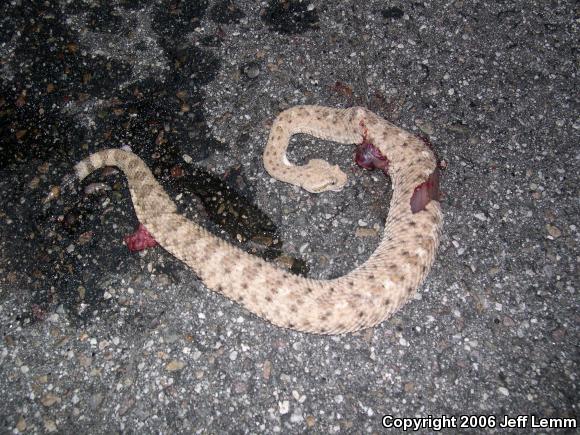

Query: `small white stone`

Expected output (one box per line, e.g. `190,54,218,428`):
498,387,509,396
290,409,304,423
279,400,290,415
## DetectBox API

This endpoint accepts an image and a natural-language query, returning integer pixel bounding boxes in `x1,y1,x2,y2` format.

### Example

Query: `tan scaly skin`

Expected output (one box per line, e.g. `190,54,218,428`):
69,106,443,334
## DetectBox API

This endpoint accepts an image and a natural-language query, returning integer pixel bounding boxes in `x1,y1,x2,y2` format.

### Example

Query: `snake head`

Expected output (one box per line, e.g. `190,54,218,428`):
301,159,348,193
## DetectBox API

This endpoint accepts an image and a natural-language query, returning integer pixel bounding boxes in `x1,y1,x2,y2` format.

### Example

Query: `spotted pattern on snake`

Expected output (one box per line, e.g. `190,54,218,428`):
70,106,443,334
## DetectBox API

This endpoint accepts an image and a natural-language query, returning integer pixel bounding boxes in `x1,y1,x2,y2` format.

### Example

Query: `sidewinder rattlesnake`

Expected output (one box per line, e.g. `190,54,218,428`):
68,105,443,334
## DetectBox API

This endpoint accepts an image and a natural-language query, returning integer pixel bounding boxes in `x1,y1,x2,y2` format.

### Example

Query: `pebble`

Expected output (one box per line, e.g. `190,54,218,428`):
243,62,260,79
84,182,111,195
502,316,516,327
355,227,378,238
498,387,509,396
546,224,561,238
278,400,290,415
290,408,304,423
165,360,185,371
16,416,26,432
41,394,61,407
29,176,40,189
44,418,57,433
262,360,272,380
43,185,62,204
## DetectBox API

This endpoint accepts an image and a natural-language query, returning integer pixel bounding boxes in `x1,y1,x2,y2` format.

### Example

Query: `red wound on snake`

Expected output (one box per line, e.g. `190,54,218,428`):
355,141,390,172
410,169,440,213
355,119,389,173
124,224,158,252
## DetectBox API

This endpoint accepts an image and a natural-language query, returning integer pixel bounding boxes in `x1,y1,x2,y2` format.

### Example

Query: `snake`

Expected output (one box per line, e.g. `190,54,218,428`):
67,105,443,334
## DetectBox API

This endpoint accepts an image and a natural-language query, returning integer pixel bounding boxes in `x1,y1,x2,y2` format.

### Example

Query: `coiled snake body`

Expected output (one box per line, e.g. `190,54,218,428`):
70,106,442,334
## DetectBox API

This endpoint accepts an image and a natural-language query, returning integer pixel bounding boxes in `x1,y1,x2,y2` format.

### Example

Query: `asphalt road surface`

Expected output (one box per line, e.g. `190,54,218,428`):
0,1,577,433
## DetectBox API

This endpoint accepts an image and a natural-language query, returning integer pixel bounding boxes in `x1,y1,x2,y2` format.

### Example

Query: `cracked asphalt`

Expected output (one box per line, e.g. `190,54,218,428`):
0,1,578,433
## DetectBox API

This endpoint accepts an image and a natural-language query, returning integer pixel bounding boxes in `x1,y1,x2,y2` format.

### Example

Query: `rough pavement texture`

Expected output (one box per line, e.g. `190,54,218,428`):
0,1,578,433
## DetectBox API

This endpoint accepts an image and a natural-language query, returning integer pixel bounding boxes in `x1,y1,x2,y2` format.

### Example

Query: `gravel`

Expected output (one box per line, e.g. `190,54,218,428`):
0,1,577,433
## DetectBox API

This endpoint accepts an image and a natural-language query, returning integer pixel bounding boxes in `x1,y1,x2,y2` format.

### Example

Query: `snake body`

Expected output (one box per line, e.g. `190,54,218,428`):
71,106,443,334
